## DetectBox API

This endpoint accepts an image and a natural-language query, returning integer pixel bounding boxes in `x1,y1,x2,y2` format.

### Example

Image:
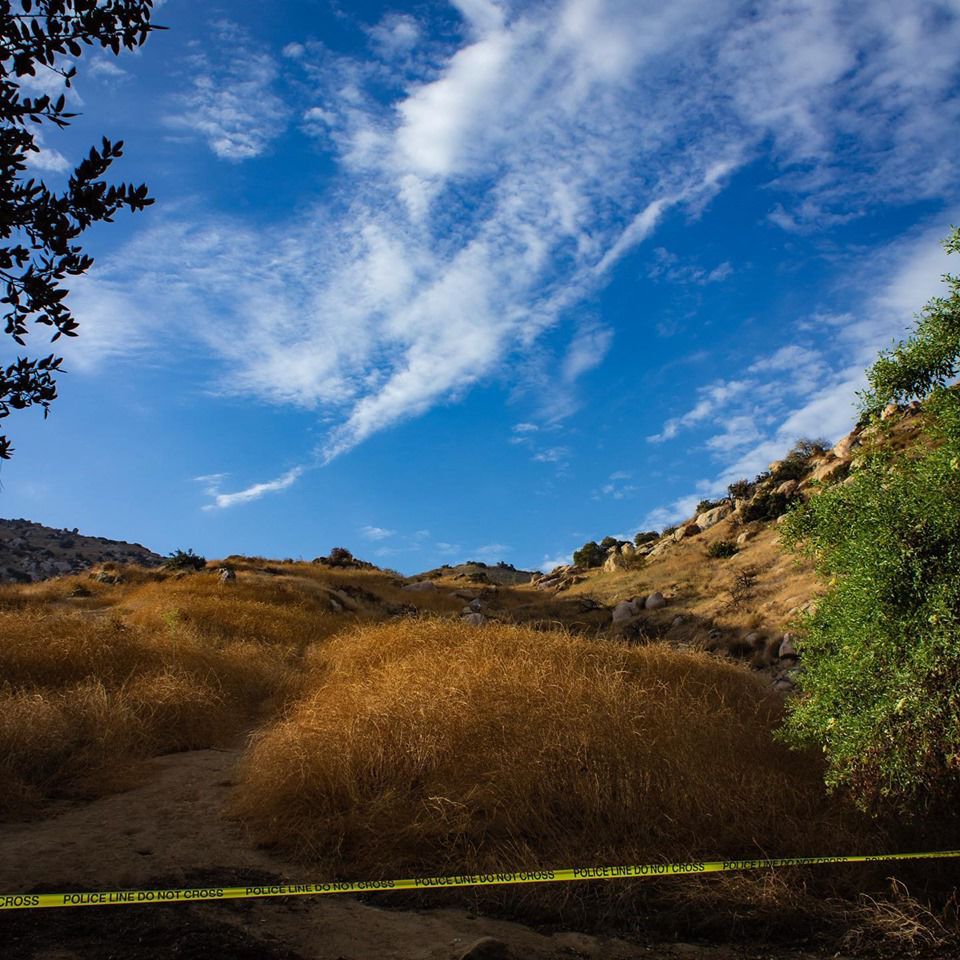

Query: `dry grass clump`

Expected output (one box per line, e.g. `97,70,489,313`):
234,617,871,927
0,584,299,818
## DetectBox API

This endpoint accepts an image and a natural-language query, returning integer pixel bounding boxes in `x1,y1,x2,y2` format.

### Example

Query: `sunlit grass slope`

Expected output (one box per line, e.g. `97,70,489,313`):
234,617,870,924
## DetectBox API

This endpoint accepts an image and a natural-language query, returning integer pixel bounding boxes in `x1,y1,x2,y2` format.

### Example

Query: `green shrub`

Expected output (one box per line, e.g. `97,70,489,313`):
695,498,722,514
727,478,753,499
633,530,658,547
572,541,605,568
706,540,738,559
163,548,206,571
780,227,960,815
740,489,793,523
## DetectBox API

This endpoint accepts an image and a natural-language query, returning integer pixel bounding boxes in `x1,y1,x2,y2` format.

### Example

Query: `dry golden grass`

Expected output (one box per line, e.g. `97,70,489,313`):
233,617,873,927
0,568,324,818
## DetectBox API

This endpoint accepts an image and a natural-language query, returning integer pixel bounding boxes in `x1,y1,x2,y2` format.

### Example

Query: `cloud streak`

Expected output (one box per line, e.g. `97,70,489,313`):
61,0,960,508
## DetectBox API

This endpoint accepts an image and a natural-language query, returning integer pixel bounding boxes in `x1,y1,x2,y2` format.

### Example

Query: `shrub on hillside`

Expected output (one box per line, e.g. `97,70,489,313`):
771,437,831,483
706,540,738,559
740,489,794,523
781,227,960,815
572,540,605,568
727,478,753,499
633,530,658,547
696,498,722,515
163,548,206,571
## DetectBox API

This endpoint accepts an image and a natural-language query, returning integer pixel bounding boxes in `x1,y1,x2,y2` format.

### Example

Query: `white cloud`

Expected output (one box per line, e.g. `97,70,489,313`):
643,218,959,517
88,57,127,80
360,525,396,540
63,0,960,508
166,22,288,161
201,467,304,510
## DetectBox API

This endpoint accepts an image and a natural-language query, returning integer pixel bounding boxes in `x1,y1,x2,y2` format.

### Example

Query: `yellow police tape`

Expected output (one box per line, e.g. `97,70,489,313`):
2,850,959,911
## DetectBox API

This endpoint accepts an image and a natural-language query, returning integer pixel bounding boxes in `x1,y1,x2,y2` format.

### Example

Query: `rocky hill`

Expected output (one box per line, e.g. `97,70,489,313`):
0,518,162,583
528,400,927,694
416,559,538,586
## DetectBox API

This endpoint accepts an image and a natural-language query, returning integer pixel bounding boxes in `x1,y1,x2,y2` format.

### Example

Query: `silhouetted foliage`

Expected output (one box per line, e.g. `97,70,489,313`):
572,540,605,568
633,530,658,547
727,478,753,499
0,1,161,458
163,548,205,571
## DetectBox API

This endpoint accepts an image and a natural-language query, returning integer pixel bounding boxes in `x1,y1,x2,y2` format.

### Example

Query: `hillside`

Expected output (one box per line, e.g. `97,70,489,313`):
1,399,956,959
0,518,162,584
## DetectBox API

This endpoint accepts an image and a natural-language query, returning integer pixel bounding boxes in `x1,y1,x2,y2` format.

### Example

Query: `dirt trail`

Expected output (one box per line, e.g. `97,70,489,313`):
0,744,841,960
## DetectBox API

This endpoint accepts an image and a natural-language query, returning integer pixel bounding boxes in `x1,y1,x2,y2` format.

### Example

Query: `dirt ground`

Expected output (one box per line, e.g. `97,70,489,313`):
0,739,857,960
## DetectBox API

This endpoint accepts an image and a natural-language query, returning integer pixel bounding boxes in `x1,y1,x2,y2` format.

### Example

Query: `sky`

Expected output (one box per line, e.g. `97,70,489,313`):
2,0,959,573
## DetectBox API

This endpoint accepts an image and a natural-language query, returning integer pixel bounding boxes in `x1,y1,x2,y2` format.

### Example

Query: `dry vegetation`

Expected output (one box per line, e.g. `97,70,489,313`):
232,616,877,932
3,550,957,949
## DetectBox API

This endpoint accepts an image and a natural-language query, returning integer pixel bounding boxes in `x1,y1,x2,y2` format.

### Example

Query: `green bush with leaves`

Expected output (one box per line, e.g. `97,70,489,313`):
633,530,658,547
780,227,960,815
572,541,605,568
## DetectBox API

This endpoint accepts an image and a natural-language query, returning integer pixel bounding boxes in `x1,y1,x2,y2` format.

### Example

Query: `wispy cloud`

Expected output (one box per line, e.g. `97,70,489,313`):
64,0,960,509
360,525,396,540
165,21,288,161
639,218,958,523
201,466,304,510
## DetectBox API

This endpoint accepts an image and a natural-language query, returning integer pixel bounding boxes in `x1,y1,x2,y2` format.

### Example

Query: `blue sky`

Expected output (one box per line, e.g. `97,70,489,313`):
2,0,959,573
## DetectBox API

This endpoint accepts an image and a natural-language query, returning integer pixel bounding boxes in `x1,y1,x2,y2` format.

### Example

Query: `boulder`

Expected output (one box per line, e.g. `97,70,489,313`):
808,457,849,485
403,580,438,592
768,459,784,474
644,591,667,610
880,401,900,421
832,430,860,459
461,612,486,626
620,542,636,558
603,551,628,573
468,597,483,612
745,631,765,650
673,523,701,542
775,479,798,497
735,531,753,546
779,634,799,659
612,599,642,623
695,503,732,530
773,675,796,694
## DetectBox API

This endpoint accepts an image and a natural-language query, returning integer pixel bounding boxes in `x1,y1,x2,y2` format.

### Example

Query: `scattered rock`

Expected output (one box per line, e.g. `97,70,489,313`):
468,598,483,612
644,591,666,610
673,523,701,542
695,502,732,530
736,531,753,546
779,634,799,660
612,599,642,623
832,430,860,459
461,612,486,626
403,580,438,592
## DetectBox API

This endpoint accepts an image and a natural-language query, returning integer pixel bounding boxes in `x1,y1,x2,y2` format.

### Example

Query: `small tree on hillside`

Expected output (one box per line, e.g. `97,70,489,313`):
0,1,160,459
572,540,605,568
780,227,960,815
